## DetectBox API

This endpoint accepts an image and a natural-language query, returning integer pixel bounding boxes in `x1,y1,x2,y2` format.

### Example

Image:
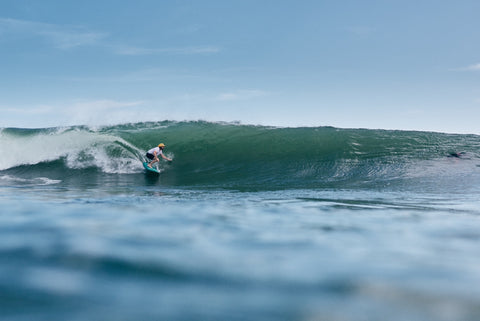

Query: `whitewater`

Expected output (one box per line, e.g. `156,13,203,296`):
1,121,480,321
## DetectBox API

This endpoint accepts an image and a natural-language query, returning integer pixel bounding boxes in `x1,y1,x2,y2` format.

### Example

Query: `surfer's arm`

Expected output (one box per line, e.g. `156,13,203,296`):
161,154,172,161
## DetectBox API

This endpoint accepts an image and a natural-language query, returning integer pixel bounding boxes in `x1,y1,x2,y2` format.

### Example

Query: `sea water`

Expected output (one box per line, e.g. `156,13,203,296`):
1,121,480,321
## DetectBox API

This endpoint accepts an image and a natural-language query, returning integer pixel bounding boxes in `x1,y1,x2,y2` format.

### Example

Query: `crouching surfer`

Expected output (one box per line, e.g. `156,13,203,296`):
146,143,172,168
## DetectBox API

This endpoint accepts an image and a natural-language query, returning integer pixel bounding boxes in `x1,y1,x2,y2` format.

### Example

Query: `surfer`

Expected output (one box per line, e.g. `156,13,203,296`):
146,143,172,168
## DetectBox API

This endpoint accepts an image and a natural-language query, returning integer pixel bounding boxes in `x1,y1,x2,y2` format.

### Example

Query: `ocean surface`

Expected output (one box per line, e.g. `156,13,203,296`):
1,121,480,321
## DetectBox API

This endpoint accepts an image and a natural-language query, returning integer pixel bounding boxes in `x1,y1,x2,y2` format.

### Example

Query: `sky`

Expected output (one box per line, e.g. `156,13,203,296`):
1,0,480,134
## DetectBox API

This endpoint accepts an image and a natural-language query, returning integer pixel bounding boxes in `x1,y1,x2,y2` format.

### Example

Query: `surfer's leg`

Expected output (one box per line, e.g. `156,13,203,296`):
148,159,159,168
146,153,156,167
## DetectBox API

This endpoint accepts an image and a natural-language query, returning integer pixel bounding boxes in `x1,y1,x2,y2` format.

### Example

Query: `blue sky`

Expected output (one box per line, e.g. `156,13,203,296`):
1,0,480,133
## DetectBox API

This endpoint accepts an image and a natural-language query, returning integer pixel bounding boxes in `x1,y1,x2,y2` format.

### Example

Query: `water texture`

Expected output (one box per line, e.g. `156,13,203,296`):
1,121,480,321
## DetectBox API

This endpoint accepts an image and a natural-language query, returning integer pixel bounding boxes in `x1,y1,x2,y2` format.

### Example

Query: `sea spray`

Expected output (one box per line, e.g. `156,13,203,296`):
0,126,143,173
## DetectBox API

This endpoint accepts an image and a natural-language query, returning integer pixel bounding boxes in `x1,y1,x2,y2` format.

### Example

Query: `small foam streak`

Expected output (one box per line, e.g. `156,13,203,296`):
0,175,61,186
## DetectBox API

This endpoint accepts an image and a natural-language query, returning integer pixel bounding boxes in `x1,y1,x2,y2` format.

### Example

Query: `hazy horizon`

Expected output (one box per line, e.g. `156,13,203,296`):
1,1,480,134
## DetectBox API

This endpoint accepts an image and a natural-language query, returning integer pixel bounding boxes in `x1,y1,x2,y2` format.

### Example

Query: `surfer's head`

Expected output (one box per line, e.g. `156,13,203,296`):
158,143,165,149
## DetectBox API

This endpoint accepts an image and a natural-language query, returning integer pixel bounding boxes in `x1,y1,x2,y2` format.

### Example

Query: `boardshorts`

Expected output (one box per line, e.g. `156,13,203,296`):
146,153,155,160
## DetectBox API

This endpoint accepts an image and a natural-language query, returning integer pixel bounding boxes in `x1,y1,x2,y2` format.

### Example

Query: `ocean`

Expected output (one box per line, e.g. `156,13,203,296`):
1,121,480,321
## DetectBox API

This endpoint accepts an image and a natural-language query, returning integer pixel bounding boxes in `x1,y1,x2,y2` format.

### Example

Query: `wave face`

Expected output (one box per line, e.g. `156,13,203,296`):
1,121,480,191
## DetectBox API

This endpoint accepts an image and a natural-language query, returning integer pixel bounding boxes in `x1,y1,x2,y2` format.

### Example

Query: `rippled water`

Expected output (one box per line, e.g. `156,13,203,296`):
1,184,480,321
2,122,480,320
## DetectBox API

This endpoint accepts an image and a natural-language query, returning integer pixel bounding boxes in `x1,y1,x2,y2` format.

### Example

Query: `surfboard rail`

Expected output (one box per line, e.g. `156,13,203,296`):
142,162,160,174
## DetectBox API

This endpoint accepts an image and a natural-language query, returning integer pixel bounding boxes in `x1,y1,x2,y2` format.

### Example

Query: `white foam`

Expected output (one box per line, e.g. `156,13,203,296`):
0,175,61,186
0,128,143,173
65,146,142,174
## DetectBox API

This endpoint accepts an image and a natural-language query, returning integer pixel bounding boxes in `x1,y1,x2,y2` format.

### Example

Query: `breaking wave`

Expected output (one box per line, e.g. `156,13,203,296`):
1,121,479,190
